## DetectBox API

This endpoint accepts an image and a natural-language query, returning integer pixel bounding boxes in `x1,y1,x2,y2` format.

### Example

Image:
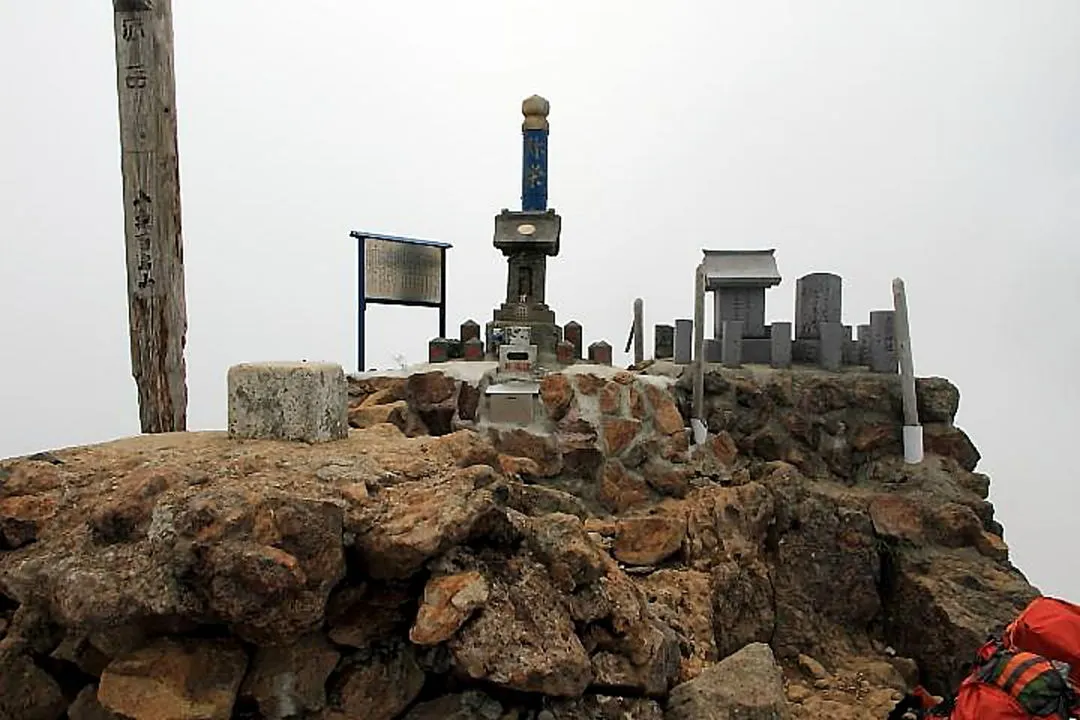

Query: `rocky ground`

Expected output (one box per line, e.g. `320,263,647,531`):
0,363,1038,719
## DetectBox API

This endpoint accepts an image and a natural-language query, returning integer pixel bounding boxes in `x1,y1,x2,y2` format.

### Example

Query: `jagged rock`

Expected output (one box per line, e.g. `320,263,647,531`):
599,460,653,514
327,641,424,720
410,570,489,645
599,382,623,414
602,418,641,455
883,548,1038,694
641,458,692,498
457,382,481,422
545,695,664,719
404,371,458,435
513,511,608,593
159,490,346,644
492,480,589,519
0,654,67,720
541,374,574,421
402,691,504,719
638,569,717,681
666,642,790,719
352,465,501,579
923,424,980,471
764,472,881,659
613,514,686,566
0,494,57,549
239,633,340,719
683,482,774,570
51,633,111,676
711,559,776,659
930,502,984,548
643,383,684,435
489,429,563,477
868,495,926,544
98,637,247,720
68,686,123,720
589,618,680,695
915,378,960,423
326,582,412,648
574,374,606,396
348,376,406,405
448,554,593,697
348,400,423,435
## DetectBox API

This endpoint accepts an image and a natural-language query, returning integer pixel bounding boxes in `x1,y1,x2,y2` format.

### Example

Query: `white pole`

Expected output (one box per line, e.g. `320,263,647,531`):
892,277,923,463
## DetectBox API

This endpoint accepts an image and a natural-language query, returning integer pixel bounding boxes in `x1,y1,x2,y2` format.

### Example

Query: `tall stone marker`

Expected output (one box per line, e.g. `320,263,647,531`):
655,324,675,360
770,322,792,368
869,310,898,373
674,319,693,364
489,96,563,361
795,273,842,340
112,0,188,433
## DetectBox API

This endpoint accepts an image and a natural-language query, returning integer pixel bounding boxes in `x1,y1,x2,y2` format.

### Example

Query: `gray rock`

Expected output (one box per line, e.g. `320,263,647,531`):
666,642,789,720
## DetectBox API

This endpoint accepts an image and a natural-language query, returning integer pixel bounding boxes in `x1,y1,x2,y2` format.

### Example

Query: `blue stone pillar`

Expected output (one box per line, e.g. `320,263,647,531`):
521,95,550,211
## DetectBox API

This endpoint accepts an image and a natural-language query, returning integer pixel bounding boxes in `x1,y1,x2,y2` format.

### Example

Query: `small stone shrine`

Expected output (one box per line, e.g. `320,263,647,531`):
668,249,898,373
428,96,612,368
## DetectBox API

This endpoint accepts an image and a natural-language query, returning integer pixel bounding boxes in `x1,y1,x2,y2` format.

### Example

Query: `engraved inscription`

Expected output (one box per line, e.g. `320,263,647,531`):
132,190,154,289
364,239,442,304
525,164,546,189
125,64,148,89
121,17,145,41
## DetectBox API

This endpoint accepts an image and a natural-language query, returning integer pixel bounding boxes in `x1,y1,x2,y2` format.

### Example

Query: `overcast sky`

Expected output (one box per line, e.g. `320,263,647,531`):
1,1,1078,599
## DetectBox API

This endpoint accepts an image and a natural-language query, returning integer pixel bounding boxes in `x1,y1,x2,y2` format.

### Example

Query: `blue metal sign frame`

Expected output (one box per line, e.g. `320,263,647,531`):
349,230,452,372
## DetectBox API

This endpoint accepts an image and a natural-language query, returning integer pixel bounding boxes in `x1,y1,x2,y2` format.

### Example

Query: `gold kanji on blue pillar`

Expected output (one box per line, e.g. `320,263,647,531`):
521,95,550,212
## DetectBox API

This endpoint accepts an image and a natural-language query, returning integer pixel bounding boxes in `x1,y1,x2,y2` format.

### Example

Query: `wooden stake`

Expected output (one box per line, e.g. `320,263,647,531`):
112,0,187,433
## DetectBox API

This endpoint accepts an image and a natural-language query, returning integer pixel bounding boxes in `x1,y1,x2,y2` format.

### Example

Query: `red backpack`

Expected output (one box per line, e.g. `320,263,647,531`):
948,642,1076,719
1004,597,1080,689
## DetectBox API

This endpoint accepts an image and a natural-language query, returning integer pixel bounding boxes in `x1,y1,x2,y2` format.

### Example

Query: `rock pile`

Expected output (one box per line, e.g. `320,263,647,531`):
0,364,1037,719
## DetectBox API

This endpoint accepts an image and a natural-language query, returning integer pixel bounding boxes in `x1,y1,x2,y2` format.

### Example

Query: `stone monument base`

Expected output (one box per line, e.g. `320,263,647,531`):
227,361,348,443
488,302,562,363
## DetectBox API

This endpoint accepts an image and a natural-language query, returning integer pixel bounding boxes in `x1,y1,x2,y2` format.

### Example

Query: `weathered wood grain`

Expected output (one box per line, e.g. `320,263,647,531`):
112,0,187,432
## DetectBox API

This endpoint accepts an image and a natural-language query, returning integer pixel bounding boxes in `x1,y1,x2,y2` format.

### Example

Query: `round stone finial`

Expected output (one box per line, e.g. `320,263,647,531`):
522,94,550,131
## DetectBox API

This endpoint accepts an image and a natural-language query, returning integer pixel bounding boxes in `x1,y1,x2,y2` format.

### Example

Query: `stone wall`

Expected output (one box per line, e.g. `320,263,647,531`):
0,364,1037,719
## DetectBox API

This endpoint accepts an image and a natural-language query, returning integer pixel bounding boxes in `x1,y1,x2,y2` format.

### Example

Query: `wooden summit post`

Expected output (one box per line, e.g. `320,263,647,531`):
112,0,188,432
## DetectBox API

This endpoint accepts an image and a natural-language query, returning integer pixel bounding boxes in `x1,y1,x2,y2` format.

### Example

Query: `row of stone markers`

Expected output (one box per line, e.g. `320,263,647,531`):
428,318,615,366
654,251,899,373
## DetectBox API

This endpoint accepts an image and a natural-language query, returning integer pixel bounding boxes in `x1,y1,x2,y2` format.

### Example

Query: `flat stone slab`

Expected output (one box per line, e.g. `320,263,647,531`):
228,362,348,443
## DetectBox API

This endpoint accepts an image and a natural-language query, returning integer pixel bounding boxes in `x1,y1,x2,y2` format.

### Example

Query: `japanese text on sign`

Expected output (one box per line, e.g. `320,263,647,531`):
133,190,154,289
364,238,442,305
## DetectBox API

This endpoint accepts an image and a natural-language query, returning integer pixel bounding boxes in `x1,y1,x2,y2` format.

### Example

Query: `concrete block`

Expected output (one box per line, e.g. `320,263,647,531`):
819,321,844,371
770,322,792,368
227,362,348,443
674,319,693,364
721,320,743,368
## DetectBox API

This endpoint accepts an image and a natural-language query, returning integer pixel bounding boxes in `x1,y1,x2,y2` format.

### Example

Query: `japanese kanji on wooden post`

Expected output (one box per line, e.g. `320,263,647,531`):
111,0,188,433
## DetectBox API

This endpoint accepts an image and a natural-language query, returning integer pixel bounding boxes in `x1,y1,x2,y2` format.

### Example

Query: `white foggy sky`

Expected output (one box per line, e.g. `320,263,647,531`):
1,2,1078,599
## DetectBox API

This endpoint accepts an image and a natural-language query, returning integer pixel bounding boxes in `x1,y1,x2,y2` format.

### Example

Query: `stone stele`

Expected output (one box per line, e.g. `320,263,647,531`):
227,361,348,443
